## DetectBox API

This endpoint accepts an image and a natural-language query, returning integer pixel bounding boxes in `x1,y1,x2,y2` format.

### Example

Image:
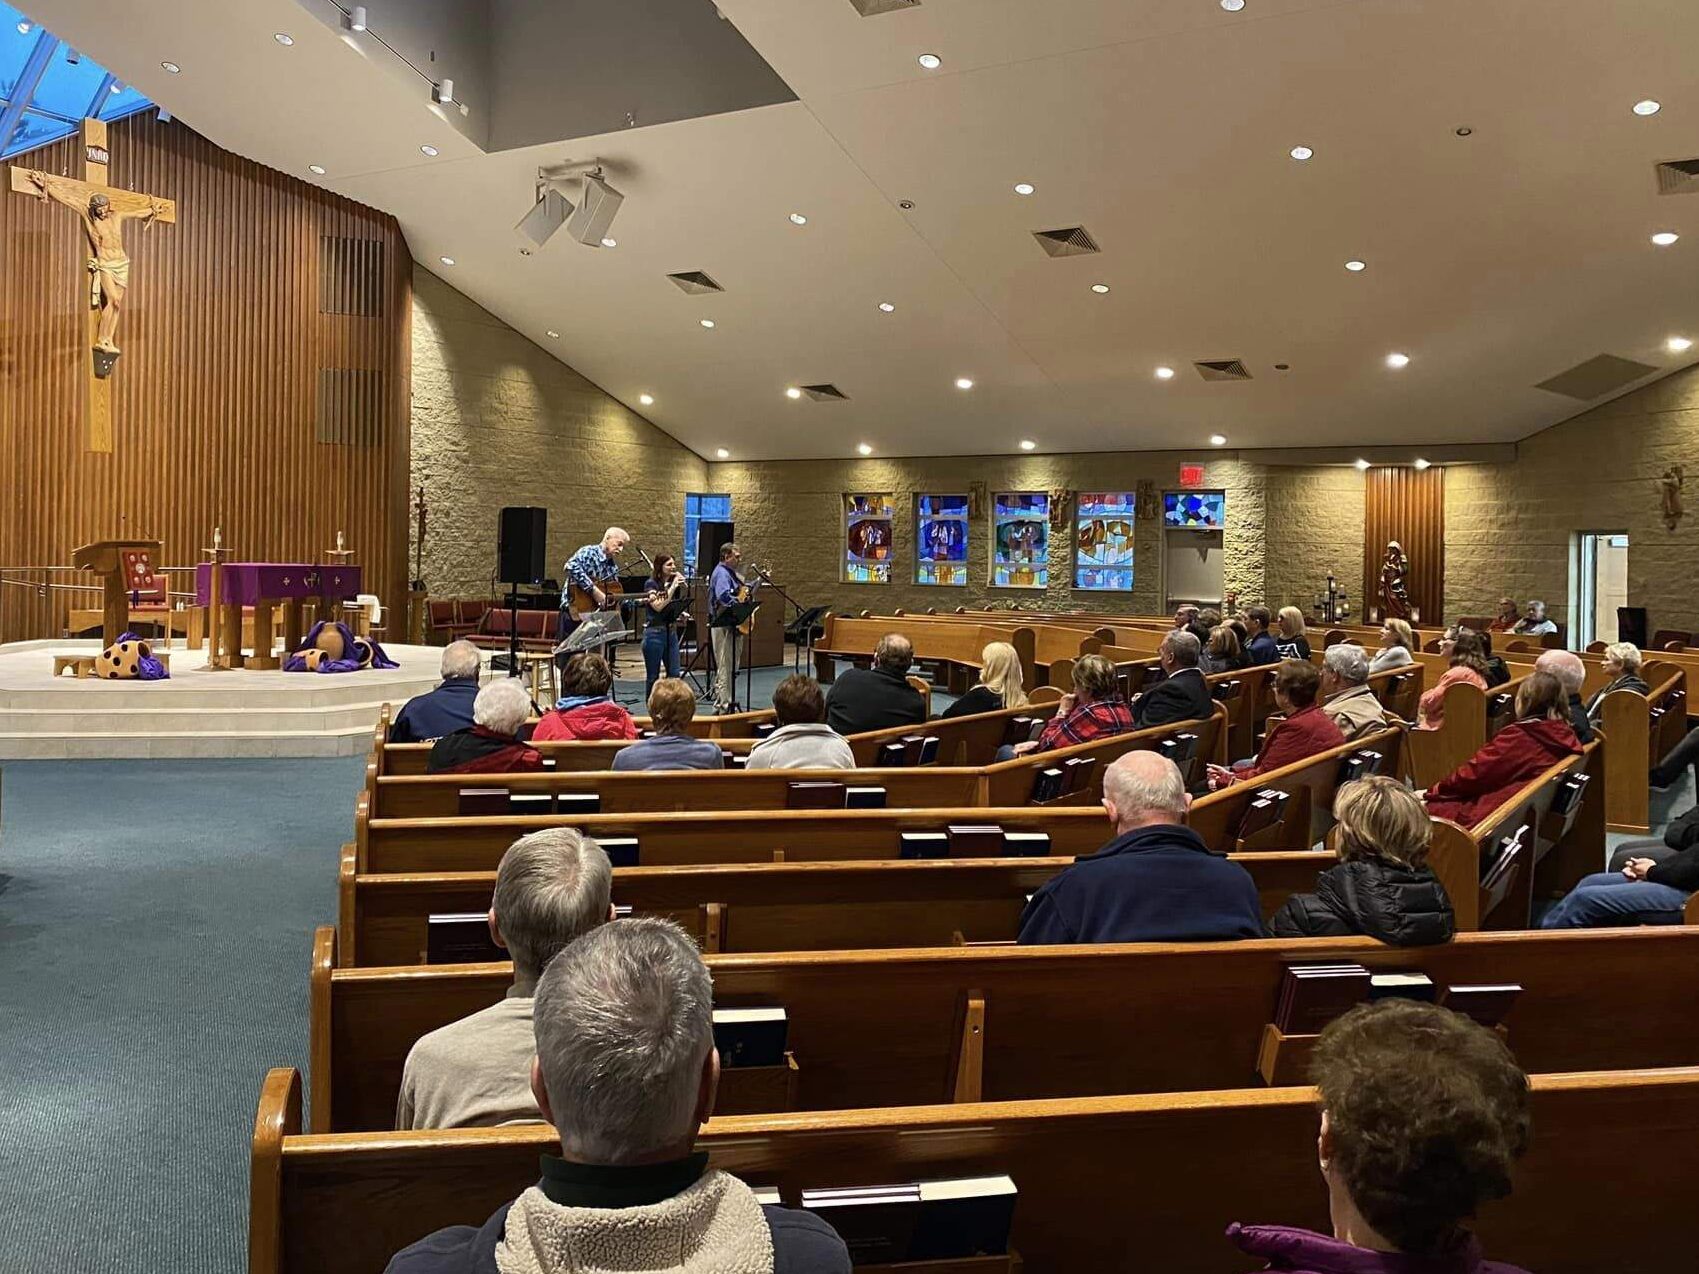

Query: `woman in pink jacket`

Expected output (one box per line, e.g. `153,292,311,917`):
1416,631,1489,730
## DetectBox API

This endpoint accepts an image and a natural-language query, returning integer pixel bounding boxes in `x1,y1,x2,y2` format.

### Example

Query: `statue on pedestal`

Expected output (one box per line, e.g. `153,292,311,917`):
1379,540,1411,620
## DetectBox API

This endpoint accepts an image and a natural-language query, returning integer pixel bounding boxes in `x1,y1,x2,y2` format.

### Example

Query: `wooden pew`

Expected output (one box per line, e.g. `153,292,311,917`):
251,1064,1699,1274
1598,661,1685,833
362,710,1226,819
813,616,1040,693
308,925,1699,1131
337,847,1337,967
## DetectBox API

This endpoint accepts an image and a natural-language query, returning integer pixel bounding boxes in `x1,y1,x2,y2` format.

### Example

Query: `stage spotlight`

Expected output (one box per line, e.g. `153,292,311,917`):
566,171,624,246
347,5,367,32
433,78,456,105
516,187,573,250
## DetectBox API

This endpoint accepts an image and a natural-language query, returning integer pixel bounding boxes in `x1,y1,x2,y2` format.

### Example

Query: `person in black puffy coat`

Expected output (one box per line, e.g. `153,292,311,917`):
1268,775,1455,945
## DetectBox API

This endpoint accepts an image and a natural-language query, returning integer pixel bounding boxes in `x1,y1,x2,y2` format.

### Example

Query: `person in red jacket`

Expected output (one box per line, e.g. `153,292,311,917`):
1208,659,1345,789
1423,672,1580,828
533,652,638,742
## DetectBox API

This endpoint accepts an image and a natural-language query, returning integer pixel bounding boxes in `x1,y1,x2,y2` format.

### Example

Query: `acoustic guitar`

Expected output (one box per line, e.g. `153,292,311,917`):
732,564,769,636
565,545,640,622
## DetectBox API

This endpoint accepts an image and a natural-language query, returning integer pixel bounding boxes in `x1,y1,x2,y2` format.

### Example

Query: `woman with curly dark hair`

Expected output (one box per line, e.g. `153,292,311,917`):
1229,999,1532,1272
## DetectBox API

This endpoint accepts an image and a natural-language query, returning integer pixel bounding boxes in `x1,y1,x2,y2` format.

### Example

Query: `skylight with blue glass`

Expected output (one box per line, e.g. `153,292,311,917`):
1,4,155,160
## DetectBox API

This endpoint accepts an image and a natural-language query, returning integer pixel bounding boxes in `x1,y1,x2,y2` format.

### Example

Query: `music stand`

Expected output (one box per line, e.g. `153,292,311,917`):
556,610,628,658
710,600,760,714
786,605,831,675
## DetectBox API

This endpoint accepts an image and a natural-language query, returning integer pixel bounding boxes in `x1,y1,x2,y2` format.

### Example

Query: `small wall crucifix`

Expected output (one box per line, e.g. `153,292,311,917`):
7,117,177,453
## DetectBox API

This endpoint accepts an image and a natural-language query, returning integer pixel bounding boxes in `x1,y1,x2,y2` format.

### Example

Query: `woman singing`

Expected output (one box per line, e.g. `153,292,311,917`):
641,554,689,696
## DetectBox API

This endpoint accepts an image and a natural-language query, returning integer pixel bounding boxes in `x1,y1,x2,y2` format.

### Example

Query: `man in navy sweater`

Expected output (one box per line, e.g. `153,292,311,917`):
391,641,482,743
1017,750,1263,944
1243,605,1281,666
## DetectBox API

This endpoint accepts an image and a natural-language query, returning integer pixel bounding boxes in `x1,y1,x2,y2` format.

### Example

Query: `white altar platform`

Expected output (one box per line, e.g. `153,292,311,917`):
0,639,444,758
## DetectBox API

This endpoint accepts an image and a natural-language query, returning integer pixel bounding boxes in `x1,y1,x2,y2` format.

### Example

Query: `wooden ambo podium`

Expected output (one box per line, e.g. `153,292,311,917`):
72,539,164,647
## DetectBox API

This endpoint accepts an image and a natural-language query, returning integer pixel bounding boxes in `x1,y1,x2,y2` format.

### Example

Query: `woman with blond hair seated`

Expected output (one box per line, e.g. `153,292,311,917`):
1368,617,1415,674
1415,631,1489,730
1268,776,1454,944
1200,624,1245,675
941,641,1029,720
1274,605,1312,661
1586,642,1648,722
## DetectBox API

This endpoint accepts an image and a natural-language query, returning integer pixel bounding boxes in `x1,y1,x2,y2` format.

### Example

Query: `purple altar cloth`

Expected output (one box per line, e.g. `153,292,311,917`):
193,562,363,607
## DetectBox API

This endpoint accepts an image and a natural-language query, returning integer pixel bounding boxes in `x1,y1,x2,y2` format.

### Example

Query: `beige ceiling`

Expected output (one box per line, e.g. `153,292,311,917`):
18,0,1699,461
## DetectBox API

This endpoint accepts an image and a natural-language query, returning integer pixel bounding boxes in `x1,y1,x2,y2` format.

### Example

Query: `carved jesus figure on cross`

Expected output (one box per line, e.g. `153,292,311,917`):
27,168,163,353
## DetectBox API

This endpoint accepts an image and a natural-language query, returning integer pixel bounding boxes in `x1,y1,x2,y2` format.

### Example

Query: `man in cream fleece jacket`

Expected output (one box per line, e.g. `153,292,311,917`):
385,919,850,1274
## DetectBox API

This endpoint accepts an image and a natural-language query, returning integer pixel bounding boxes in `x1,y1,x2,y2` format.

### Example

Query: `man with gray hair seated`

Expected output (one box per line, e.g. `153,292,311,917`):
1534,648,1594,744
1130,629,1214,728
397,828,614,1130
824,631,926,735
1017,751,1262,944
426,676,543,773
391,639,482,743
1319,643,1388,741
386,918,852,1273
1512,599,1557,637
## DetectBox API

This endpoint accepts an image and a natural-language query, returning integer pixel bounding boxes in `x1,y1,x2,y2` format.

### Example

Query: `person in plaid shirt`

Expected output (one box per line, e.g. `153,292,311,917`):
1014,654,1135,755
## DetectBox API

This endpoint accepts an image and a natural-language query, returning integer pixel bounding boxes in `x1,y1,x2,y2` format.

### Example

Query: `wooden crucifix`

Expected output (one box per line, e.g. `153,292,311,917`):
6,117,176,453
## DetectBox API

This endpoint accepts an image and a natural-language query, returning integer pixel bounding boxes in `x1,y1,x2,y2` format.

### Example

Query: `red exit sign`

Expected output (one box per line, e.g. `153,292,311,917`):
1178,464,1206,488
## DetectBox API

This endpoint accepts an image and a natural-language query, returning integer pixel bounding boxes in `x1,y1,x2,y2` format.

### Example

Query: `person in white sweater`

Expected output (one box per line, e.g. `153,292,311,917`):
744,675,856,770
384,919,851,1274
1368,617,1416,675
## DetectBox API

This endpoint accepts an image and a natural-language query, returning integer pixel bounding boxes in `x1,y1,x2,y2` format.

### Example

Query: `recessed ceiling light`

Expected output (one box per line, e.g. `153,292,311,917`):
161,61,181,74
1209,434,1227,446
1454,126,1473,137
1354,458,1371,470
788,212,808,225
1019,439,1036,451
1652,231,1680,246
638,393,653,404
1090,283,1111,294
878,302,895,313
1386,352,1410,368
420,144,439,156
785,387,803,399
1013,182,1035,196
16,20,32,34
438,256,455,266
1289,145,1313,161
1413,458,1432,470
600,237,617,248
700,319,716,329
1633,99,1662,117
1669,336,1694,353
955,377,974,390
716,448,730,459
274,32,294,46
1155,366,1175,380
308,164,326,175
1345,259,1366,272
1221,0,1246,10
917,53,941,69
546,331,560,340
857,443,873,455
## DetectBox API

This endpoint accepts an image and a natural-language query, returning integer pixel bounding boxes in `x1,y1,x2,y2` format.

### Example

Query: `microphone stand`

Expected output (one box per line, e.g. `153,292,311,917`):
750,565,818,675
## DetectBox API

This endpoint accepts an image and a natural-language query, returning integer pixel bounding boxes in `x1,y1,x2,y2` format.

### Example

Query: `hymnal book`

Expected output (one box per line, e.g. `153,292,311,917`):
1338,749,1383,785
426,913,504,965
917,736,941,764
1032,768,1065,802
1275,963,1372,1034
846,786,888,809
1237,789,1290,840
1369,971,1437,1003
750,1186,782,1207
947,824,1005,857
1441,983,1522,1028
612,904,633,919
728,753,749,769
879,742,910,767
540,757,557,770
803,1176,1017,1264
712,1007,788,1068
787,781,847,810
458,787,510,816
1002,830,1052,857
510,792,555,817
900,832,950,860
1550,774,1588,816
1002,716,1038,747
639,729,657,739
1481,828,1527,887
597,836,640,868
558,793,601,817
1062,756,1094,793
753,722,778,739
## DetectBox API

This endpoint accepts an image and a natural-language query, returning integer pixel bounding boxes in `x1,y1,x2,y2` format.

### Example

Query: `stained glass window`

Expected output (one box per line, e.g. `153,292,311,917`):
844,493,895,584
991,491,1048,588
1163,490,1226,529
915,494,968,586
1073,491,1136,591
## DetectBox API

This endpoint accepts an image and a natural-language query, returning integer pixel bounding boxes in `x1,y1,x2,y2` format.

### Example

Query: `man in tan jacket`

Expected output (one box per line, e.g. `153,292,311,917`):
1320,644,1389,742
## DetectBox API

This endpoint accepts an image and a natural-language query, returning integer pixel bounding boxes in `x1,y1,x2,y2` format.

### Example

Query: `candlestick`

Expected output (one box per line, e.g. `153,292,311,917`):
213,526,222,550
337,530,345,551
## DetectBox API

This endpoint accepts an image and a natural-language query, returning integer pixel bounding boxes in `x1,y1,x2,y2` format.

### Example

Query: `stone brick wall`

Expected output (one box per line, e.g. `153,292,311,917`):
410,273,708,598
1264,468,1366,621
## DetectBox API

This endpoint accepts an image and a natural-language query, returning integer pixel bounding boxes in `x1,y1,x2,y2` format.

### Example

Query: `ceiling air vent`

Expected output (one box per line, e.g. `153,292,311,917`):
1032,226,1100,258
848,0,919,13
801,383,849,401
1534,354,1658,401
1194,359,1252,382
667,270,724,295
1655,158,1699,196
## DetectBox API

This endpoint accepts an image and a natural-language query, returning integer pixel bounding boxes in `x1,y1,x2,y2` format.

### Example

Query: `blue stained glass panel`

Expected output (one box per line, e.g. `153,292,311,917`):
1073,491,1136,591
916,493,968,586
1163,490,1226,529
991,491,1048,588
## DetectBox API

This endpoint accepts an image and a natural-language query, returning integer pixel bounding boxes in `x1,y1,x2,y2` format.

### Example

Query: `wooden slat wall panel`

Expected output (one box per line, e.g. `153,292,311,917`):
0,113,410,642
1362,466,1445,623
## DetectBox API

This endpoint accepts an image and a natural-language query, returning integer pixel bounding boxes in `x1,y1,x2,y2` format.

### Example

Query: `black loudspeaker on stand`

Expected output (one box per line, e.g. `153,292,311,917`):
496,506,548,677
